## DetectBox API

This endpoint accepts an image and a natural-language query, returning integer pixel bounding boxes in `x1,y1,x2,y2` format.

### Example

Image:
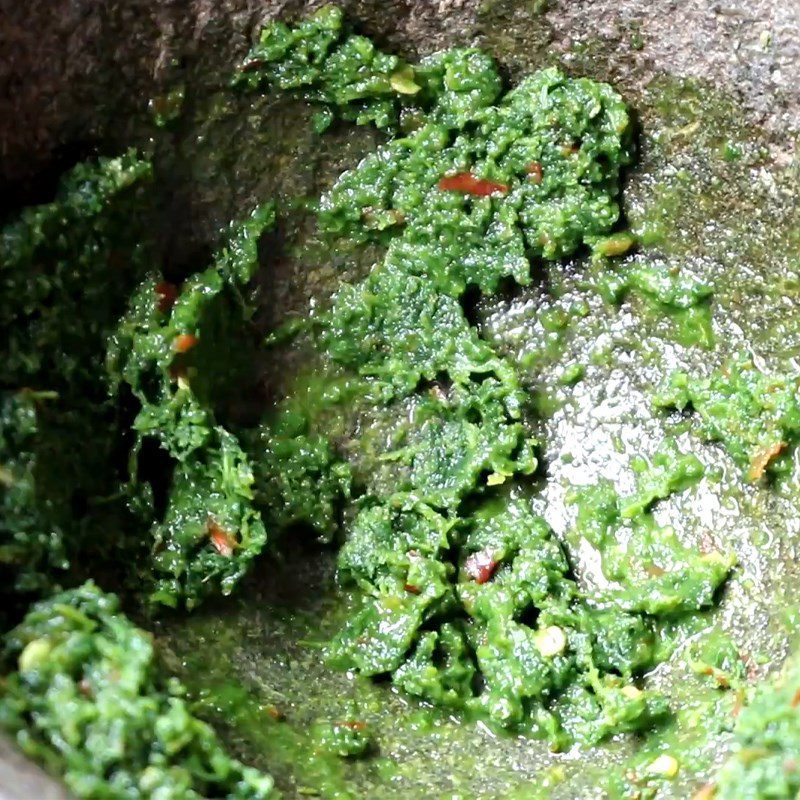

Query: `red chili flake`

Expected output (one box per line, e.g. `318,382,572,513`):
465,549,499,584
155,281,178,313
208,520,237,557
266,705,285,721
699,532,715,555
526,161,543,184
748,441,786,482
173,333,199,353
698,664,730,690
404,583,421,595
791,688,800,708
438,172,508,197
740,652,759,682
338,720,367,731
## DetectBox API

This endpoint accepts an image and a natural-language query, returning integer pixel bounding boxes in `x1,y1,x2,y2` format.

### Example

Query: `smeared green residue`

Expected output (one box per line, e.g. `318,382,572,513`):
715,654,800,799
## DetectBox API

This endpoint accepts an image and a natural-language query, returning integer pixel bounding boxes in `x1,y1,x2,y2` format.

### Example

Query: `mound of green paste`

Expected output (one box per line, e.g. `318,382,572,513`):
236,7,733,747
0,582,275,798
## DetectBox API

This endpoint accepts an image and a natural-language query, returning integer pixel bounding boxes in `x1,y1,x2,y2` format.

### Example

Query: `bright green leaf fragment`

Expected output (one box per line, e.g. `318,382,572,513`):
619,440,705,519
625,261,713,309
328,559,455,676
0,582,275,799
585,256,715,348
338,502,455,589
256,419,351,542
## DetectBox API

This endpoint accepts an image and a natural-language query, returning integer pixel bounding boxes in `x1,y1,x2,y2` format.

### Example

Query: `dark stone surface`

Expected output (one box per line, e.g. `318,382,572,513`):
2,0,798,195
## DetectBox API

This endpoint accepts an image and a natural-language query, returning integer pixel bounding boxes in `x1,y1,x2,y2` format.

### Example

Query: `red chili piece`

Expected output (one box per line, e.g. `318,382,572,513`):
465,549,499,584
239,58,265,72
155,281,178,313
208,520,237,557
173,333,199,353
404,583,421,595
339,720,367,731
438,172,508,197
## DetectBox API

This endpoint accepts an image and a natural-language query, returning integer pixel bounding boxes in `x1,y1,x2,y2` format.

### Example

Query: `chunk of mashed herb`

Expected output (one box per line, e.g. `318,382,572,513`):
318,65,631,267
567,446,733,616
107,205,276,609
234,5,417,131
0,582,275,799
655,357,800,481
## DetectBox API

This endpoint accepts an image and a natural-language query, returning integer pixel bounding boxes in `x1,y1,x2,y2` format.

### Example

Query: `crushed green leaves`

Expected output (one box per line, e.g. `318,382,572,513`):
0,582,275,798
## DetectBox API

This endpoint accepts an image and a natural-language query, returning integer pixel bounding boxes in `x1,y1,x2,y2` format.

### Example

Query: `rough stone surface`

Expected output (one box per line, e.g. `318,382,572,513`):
2,0,798,197
0,735,69,800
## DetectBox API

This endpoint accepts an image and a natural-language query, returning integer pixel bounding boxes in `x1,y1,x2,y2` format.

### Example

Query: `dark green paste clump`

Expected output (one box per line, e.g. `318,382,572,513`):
234,4,415,131
318,65,631,266
0,391,68,597
0,152,153,602
234,5,503,134
0,582,275,799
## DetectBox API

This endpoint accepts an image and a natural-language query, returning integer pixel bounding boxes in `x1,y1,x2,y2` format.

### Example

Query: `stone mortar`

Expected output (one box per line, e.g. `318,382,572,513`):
1,0,799,797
